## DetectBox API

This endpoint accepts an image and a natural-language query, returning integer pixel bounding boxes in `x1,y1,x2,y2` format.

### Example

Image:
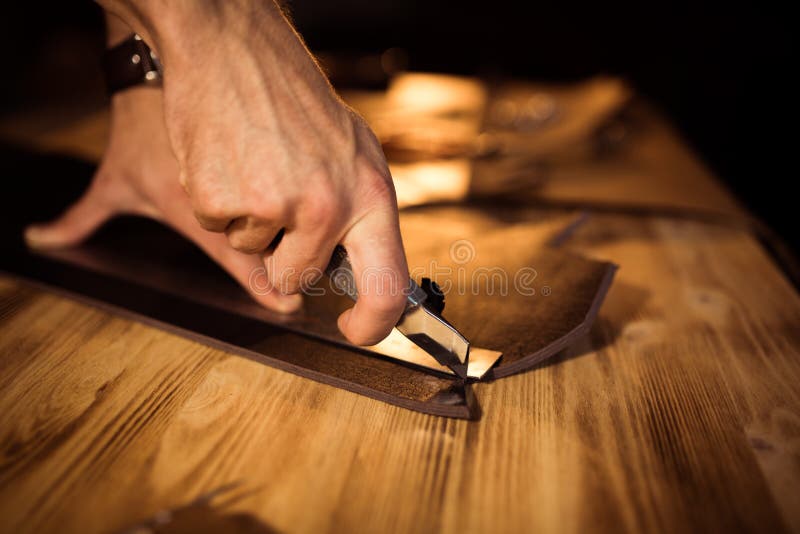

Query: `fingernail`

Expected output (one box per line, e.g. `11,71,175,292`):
274,293,303,314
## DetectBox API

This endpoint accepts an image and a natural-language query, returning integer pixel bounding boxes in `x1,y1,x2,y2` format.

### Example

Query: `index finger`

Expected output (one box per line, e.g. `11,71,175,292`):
336,207,409,346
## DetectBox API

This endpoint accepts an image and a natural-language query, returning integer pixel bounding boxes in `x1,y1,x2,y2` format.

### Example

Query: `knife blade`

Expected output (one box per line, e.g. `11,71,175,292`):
325,245,470,378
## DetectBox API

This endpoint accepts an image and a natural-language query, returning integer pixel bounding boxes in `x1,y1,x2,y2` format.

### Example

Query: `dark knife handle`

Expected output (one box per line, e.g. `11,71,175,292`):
326,245,429,308
325,245,359,301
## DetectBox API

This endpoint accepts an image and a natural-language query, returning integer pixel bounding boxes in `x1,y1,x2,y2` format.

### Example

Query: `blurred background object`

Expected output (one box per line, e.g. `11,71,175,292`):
0,0,796,251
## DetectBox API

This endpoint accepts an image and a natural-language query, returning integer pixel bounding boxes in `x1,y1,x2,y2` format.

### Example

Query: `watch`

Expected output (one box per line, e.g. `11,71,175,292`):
102,34,162,95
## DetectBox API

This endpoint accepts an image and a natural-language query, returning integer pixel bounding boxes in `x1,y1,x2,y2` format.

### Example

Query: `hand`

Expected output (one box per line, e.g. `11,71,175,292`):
97,0,410,345
24,88,303,314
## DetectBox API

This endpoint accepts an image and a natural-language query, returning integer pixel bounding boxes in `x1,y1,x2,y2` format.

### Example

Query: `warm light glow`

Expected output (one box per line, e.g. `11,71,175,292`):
387,73,487,115
390,159,471,208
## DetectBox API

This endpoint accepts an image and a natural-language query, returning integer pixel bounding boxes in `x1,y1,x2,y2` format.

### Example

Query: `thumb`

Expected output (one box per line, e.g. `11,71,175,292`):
24,179,117,249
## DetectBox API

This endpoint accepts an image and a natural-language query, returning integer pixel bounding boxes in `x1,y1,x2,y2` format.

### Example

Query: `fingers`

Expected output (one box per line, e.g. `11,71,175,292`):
265,195,340,294
176,171,301,311
162,201,302,313
190,184,239,232
225,216,282,254
336,207,409,346
265,228,336,294
24,179,116,249
190,178,286,254
193,210,234,233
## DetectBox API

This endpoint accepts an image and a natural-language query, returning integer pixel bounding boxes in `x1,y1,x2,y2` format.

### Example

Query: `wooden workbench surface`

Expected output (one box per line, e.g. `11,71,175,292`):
1,78,799,533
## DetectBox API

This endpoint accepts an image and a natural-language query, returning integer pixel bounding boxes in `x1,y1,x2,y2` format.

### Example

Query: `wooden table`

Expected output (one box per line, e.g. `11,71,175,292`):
1,78,799,533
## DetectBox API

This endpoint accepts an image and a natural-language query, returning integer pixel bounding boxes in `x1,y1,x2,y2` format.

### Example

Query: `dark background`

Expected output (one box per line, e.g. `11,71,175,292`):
2,0,797,252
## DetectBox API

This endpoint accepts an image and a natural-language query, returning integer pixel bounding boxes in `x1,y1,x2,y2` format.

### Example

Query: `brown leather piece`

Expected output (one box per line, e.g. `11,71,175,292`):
25,208,615,380
6,264,479,419
1,148,615,417
398,206,617,378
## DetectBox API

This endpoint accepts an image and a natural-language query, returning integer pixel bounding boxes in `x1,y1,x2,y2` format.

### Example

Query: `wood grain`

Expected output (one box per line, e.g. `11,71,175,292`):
1,77,799,533
11,205,616,380
1,212,799,533
0,149,617,416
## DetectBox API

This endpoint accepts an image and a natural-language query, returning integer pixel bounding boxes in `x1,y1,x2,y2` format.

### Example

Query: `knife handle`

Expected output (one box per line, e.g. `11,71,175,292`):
325,245,428,307
325,245,359,301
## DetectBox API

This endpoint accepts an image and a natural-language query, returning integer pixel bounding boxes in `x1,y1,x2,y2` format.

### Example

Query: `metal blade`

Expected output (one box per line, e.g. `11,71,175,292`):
396,305,470,378
325,245,471,378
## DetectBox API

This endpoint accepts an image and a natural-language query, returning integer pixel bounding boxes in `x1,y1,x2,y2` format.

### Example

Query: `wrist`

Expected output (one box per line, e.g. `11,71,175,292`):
98,0,285,72
96,0,160,52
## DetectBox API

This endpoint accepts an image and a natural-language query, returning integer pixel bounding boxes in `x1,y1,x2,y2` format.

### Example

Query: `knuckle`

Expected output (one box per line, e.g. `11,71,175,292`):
193,191,230,221
360,169,396,207
304,193,337,227
251,199,287,223
227,232,262,254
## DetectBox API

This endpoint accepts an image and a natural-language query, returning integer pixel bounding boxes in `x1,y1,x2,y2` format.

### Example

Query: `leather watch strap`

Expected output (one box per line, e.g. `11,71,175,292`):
103,34,162,95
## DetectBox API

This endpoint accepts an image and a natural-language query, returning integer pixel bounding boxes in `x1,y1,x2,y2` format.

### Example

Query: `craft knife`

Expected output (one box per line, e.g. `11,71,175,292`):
326,245,470,378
